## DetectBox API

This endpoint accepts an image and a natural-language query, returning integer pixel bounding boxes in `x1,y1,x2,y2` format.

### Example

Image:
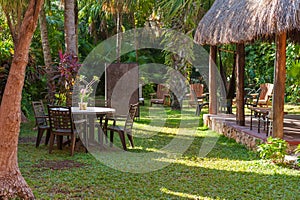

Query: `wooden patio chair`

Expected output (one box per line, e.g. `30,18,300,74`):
189,83,206,106
189,84,209,115
150,84,170,106
105,103,139,150
32,100,50,147
47,105,78,156
245,83,274,108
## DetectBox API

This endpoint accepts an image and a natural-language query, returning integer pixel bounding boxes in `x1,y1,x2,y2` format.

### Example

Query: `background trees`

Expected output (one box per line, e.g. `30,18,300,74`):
0,0,299,114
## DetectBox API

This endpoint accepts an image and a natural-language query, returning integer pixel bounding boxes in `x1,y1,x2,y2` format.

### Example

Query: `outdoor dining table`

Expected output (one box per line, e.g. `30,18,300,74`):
71,107,116,147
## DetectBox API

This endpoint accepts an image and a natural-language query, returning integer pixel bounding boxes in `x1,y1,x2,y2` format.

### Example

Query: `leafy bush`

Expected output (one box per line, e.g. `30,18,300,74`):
142,83,155,99
295,144,300,154
53,51,81,105
286,60,300,103
295,144,300,167
257,137,288,163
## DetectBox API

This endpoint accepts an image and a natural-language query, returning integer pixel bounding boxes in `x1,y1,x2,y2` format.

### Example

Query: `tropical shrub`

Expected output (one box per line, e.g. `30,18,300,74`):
53,51,81,105
286,60,300,103
295,144,300,167
257,136,288,163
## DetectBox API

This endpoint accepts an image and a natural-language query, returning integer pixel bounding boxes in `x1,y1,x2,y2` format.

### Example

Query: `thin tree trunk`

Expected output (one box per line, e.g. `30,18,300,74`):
116,11,121,63
75,0,79,55
39,7,52,68
64,0,77,55
0,0,43,199
64,0,77,106
39,6,55,103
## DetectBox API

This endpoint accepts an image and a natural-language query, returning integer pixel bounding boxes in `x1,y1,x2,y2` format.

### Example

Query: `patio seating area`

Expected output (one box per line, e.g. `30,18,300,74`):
203,111,300,151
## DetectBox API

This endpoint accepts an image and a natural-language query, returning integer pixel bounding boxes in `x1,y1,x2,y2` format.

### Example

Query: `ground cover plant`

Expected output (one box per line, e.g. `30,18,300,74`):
19,102,300,199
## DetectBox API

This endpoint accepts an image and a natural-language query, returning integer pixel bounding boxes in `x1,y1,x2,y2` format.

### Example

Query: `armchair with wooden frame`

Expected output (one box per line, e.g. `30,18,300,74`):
189,83,209,115
150,84,170,106
47,105,85,156
32,100,50,147
245,83,274,108
105,103,139,150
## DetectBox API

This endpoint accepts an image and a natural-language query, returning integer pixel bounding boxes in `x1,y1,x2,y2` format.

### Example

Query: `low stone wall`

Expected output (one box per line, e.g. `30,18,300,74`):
204,114,263,151
203,114,297,152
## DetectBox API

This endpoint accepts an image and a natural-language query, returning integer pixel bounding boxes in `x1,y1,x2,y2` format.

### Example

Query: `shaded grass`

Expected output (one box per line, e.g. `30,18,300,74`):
19,102,300,199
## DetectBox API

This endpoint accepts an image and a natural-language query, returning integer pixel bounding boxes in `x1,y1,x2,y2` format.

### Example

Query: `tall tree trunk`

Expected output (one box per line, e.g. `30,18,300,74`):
116,11,121,63
64,0,77,106
64,0,77,55
39,7,52,68
75,0,79,55
0,1,44,199
39,6,55,103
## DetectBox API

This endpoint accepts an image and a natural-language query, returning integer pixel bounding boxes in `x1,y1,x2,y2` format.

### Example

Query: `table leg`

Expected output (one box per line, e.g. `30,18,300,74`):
266,117,269,136
88,115,95,143
257,112,261,133
250,109,253,130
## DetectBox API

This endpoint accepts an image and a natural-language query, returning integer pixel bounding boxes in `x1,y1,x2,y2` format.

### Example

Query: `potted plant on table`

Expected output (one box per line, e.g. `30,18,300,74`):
79,75,99,110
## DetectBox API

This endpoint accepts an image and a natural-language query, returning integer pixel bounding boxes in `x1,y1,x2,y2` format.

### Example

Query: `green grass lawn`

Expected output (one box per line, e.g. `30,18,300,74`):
19,102,300,199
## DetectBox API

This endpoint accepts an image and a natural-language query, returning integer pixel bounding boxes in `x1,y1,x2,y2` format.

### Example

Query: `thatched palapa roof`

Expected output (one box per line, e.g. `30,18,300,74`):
194,0,300,45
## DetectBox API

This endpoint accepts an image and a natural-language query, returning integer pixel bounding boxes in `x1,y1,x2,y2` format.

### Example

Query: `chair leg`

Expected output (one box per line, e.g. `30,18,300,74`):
57,135,63,150
98,127,103,147
110,130,114,147
127,133,134,148
118,131,127,150
196,105,200,116
36,128,44,148
45,129,50,145
104,131,108,144
70,134,76,156
49,133,55,154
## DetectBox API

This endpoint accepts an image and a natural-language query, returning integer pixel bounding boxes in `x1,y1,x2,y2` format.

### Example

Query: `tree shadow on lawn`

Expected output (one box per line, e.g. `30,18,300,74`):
25,149,300,199
18,140,299,199
141,162,300,199
132,127,258,161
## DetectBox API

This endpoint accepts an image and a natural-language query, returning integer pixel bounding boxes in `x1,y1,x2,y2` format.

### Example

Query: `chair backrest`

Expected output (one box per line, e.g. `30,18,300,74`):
47,105,74,133
259,83,273,101
124,103,139,133
190,83,204,99
156,84,169,99
190,89,198,102
32,100,48,126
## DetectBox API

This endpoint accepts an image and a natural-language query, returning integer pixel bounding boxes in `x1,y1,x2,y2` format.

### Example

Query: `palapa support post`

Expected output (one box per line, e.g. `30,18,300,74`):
272,32,286,139
209,45,218,114
236,43,245,126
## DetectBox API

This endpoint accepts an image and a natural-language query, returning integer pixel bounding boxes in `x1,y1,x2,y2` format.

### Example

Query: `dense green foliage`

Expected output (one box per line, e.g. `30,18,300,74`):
249,42,300,103
257,137,288,163
1,0,300,112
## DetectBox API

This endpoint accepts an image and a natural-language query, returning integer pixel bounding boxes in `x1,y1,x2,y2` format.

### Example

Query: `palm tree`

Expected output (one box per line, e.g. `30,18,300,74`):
64,0,77,55
0,0,43,198
158,0,206,109
39,3,56,103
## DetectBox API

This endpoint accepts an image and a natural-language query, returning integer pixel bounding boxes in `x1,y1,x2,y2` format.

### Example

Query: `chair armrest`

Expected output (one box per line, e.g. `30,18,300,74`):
35,115,48,119
197,95,207,99
197,93,209,101
150,93,156,99
105,115,127,126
